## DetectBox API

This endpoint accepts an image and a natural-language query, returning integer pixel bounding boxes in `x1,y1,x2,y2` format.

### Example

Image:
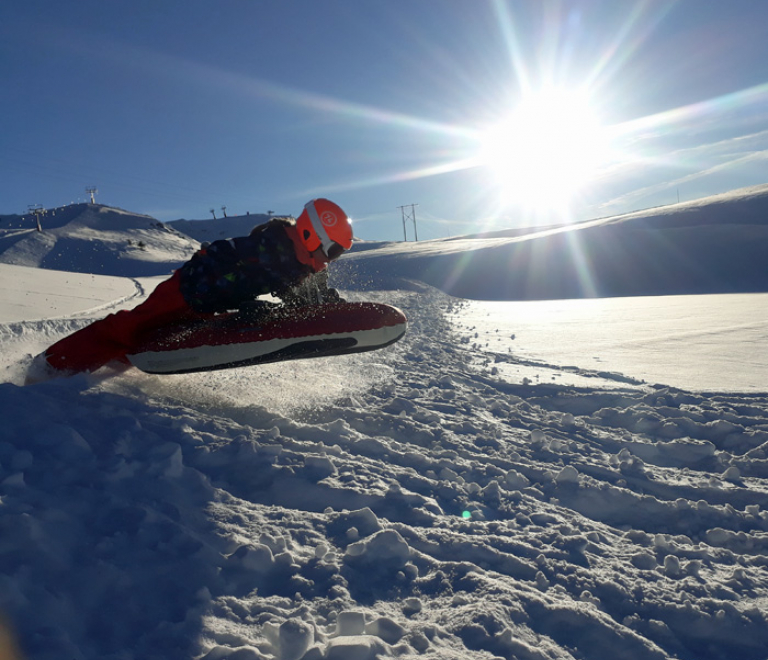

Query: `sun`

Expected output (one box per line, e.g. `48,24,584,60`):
479,88,609,213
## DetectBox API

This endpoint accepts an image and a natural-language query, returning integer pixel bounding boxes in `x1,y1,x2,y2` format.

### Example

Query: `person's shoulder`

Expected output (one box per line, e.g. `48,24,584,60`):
271,216,296,227
249,216,295,236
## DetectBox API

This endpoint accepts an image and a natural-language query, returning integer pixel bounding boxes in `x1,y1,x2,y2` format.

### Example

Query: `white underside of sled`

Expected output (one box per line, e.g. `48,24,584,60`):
127,322,405,374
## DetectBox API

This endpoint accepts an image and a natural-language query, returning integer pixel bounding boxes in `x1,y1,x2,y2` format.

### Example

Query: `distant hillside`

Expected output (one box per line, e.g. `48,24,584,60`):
0,204,198,276
598,183,768,228
334,183,768,299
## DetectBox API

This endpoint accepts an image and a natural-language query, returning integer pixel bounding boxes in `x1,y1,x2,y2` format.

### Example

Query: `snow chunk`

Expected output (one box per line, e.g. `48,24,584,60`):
344,530,411,569
304,455,337,480
631,552,658,571
663,555,683,578
329,507,382,541
402,597,422,615
480,480,502,504
335,611,366,637
324,635,389,660
529,429,547,447
439,467,461,482
438,375,454,388
227,544,275,572
555,465,580,484
535,570,550,591
561,412,576,426
504,469,530,490
722,466,741,482
279,619,314,660
705,527,734,548
365,617,405,644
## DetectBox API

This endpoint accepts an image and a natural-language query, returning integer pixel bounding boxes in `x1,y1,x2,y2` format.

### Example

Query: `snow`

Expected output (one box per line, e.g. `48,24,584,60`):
450,293,768,392
2,197,768,660
0,264,142,323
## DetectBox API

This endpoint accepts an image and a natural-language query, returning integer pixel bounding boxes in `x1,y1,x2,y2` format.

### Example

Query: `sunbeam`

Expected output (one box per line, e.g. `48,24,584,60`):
611,81,768,140
564,230,599,298
490,0,532,96
298,157,481,198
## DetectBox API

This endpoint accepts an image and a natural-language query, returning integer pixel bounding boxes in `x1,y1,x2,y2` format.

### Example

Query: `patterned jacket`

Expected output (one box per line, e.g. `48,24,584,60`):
178,218,316,313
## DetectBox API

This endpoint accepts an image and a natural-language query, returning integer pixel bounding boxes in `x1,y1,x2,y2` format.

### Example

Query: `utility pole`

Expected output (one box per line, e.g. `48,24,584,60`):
221,206,228,218
397,204,419,241
210,208,217,220
28,205,46,232
86,187,98,204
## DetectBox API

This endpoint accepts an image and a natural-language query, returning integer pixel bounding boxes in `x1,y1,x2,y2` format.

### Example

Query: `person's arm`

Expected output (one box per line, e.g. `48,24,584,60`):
278,269,344,306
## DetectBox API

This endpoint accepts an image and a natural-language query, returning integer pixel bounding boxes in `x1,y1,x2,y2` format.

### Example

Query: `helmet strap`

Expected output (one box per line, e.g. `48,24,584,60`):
305,200,337,257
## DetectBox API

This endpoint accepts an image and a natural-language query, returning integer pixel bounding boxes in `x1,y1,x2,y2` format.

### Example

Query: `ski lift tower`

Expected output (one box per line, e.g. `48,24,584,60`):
86,187,98,204
28,205,46,232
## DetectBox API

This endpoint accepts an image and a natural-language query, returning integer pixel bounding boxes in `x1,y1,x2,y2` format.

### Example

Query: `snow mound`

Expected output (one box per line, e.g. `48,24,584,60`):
0,204,198,276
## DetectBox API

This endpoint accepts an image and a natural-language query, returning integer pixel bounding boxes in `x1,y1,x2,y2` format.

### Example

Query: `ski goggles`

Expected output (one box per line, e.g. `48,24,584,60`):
323,241,345,261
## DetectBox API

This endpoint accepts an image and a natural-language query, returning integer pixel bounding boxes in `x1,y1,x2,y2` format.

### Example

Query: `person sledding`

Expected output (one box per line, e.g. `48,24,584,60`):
31,198,353,379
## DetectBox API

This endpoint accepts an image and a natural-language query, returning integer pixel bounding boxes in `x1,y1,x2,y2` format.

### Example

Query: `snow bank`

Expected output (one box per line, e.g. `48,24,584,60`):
2,286,768,660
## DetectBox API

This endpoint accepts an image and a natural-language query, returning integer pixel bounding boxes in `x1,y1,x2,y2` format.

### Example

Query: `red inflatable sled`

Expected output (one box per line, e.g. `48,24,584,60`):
126,301,407,375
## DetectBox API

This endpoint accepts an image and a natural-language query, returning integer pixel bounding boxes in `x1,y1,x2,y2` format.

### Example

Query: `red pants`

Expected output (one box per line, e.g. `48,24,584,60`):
45,271,208,374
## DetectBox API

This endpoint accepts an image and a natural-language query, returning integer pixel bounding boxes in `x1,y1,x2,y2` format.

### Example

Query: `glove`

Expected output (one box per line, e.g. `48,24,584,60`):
236,299,276,321
322,287,345,303
277,287,312,307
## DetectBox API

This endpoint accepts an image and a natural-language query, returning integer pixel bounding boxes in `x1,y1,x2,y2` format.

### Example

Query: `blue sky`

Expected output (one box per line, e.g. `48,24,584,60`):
2,0,768,241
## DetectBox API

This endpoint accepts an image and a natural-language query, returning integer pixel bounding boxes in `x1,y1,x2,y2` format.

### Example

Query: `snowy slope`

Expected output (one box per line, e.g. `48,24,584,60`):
0,263,141,323
0,204,198,276
2,191,768,660
333,184,768,300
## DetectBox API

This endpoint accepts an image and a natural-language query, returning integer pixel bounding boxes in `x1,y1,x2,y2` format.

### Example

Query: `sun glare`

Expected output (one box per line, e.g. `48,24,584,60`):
480,89,609,213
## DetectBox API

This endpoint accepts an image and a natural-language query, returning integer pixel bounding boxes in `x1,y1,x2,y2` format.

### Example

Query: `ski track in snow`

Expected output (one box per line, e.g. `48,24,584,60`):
2,287,768,660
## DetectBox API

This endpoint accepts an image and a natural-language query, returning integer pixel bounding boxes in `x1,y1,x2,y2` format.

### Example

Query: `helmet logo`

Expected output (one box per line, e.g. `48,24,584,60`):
320,210,338,227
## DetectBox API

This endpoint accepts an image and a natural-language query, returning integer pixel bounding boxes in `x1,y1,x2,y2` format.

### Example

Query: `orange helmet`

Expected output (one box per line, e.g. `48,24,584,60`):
296,198,353,260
